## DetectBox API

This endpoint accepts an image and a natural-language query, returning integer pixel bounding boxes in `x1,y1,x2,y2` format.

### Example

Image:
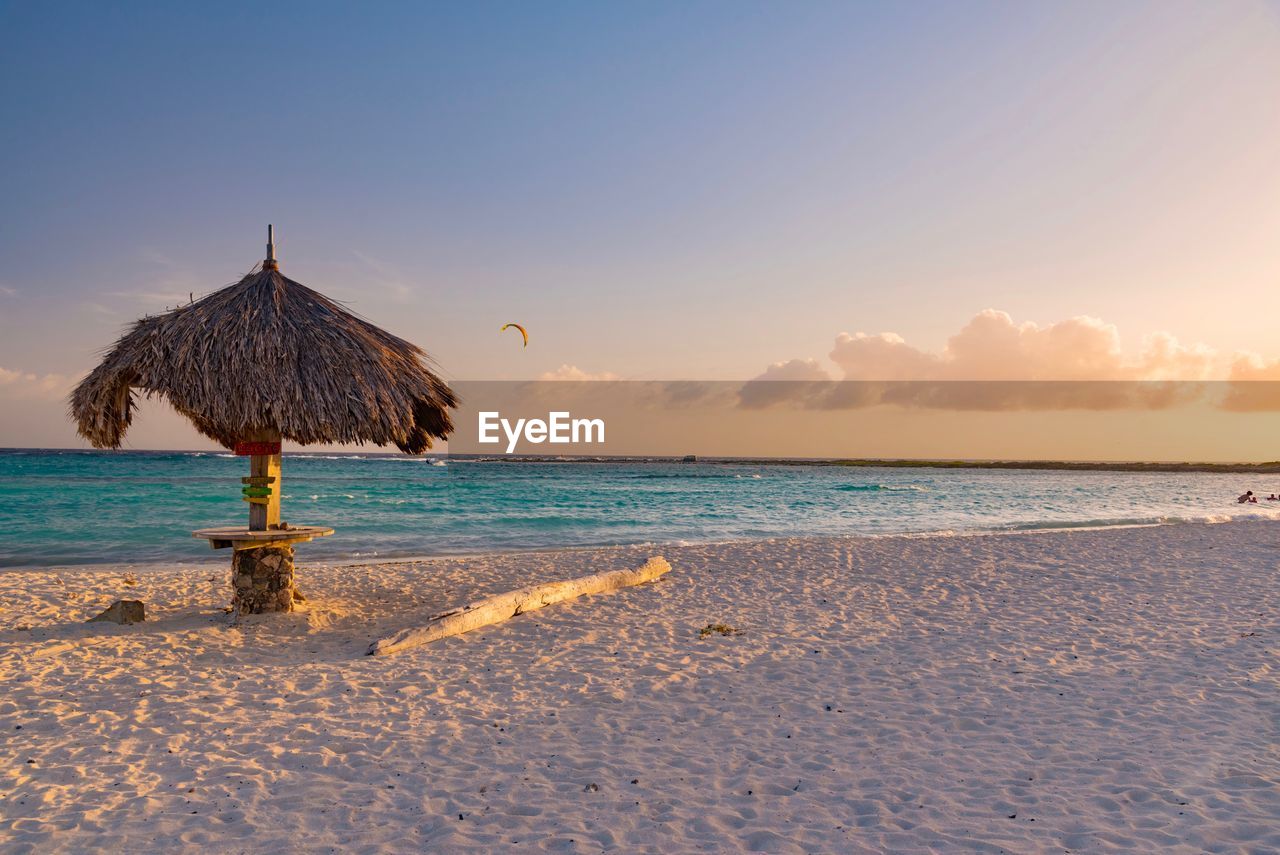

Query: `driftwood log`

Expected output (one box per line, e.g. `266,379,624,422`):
367,556,671,656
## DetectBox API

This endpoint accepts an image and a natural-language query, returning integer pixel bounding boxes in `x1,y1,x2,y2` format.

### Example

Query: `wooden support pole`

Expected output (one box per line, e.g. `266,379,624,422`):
225,426,292,611
242,430,282,531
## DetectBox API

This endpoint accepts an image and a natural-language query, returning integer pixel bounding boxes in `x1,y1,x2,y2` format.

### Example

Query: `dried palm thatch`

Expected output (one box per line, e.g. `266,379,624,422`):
71,251,456,453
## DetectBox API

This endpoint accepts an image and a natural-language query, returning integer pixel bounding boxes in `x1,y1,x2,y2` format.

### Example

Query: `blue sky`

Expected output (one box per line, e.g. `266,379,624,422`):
2,1,1280,446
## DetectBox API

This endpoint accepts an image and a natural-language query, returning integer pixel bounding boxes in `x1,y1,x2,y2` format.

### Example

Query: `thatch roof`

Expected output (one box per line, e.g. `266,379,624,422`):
71,255,456,454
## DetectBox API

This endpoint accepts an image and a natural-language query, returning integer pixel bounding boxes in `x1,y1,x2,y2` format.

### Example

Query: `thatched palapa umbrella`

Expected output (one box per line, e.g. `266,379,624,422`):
71,227,457,613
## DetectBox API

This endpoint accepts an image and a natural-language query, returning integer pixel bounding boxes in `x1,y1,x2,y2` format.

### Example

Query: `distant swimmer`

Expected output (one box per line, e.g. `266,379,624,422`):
1270,494,1279,501
1238,490,1256,503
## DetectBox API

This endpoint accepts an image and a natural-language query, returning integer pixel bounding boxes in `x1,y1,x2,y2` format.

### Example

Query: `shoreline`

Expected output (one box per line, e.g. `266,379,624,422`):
2,512,1273,575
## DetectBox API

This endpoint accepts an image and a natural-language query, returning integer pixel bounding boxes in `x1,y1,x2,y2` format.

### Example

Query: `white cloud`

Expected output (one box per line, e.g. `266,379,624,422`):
538,364,621,381
0,367,73,400
738,358,835,409
828,332,940,380
750,358,832,382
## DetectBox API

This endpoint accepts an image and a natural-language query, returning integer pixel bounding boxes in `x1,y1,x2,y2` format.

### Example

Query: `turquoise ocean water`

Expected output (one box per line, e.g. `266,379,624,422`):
1,449,1276,568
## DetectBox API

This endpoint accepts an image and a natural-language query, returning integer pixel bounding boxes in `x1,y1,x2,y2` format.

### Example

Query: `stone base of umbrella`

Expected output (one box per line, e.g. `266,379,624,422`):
232,545,296,613
194,528,333,613
192,433,333,613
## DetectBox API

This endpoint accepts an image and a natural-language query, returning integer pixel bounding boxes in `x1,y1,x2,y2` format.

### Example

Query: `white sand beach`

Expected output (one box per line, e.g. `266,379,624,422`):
1,521,1277,853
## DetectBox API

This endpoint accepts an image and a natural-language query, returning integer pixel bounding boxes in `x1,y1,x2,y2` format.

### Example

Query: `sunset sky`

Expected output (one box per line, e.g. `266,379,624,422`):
3,1,1280,453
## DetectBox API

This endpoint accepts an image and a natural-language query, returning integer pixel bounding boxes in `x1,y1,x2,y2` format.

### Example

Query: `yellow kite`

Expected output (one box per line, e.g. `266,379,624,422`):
501,323,528,348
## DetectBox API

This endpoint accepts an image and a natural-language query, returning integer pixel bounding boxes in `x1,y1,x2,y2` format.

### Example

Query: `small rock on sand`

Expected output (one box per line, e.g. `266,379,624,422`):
87,600,145,625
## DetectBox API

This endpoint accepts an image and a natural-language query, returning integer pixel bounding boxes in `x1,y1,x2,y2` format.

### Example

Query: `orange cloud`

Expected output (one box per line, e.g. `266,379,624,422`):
744,310,1227,411
830,310,1216,381
738,359,836,409
1221,354,1280,411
